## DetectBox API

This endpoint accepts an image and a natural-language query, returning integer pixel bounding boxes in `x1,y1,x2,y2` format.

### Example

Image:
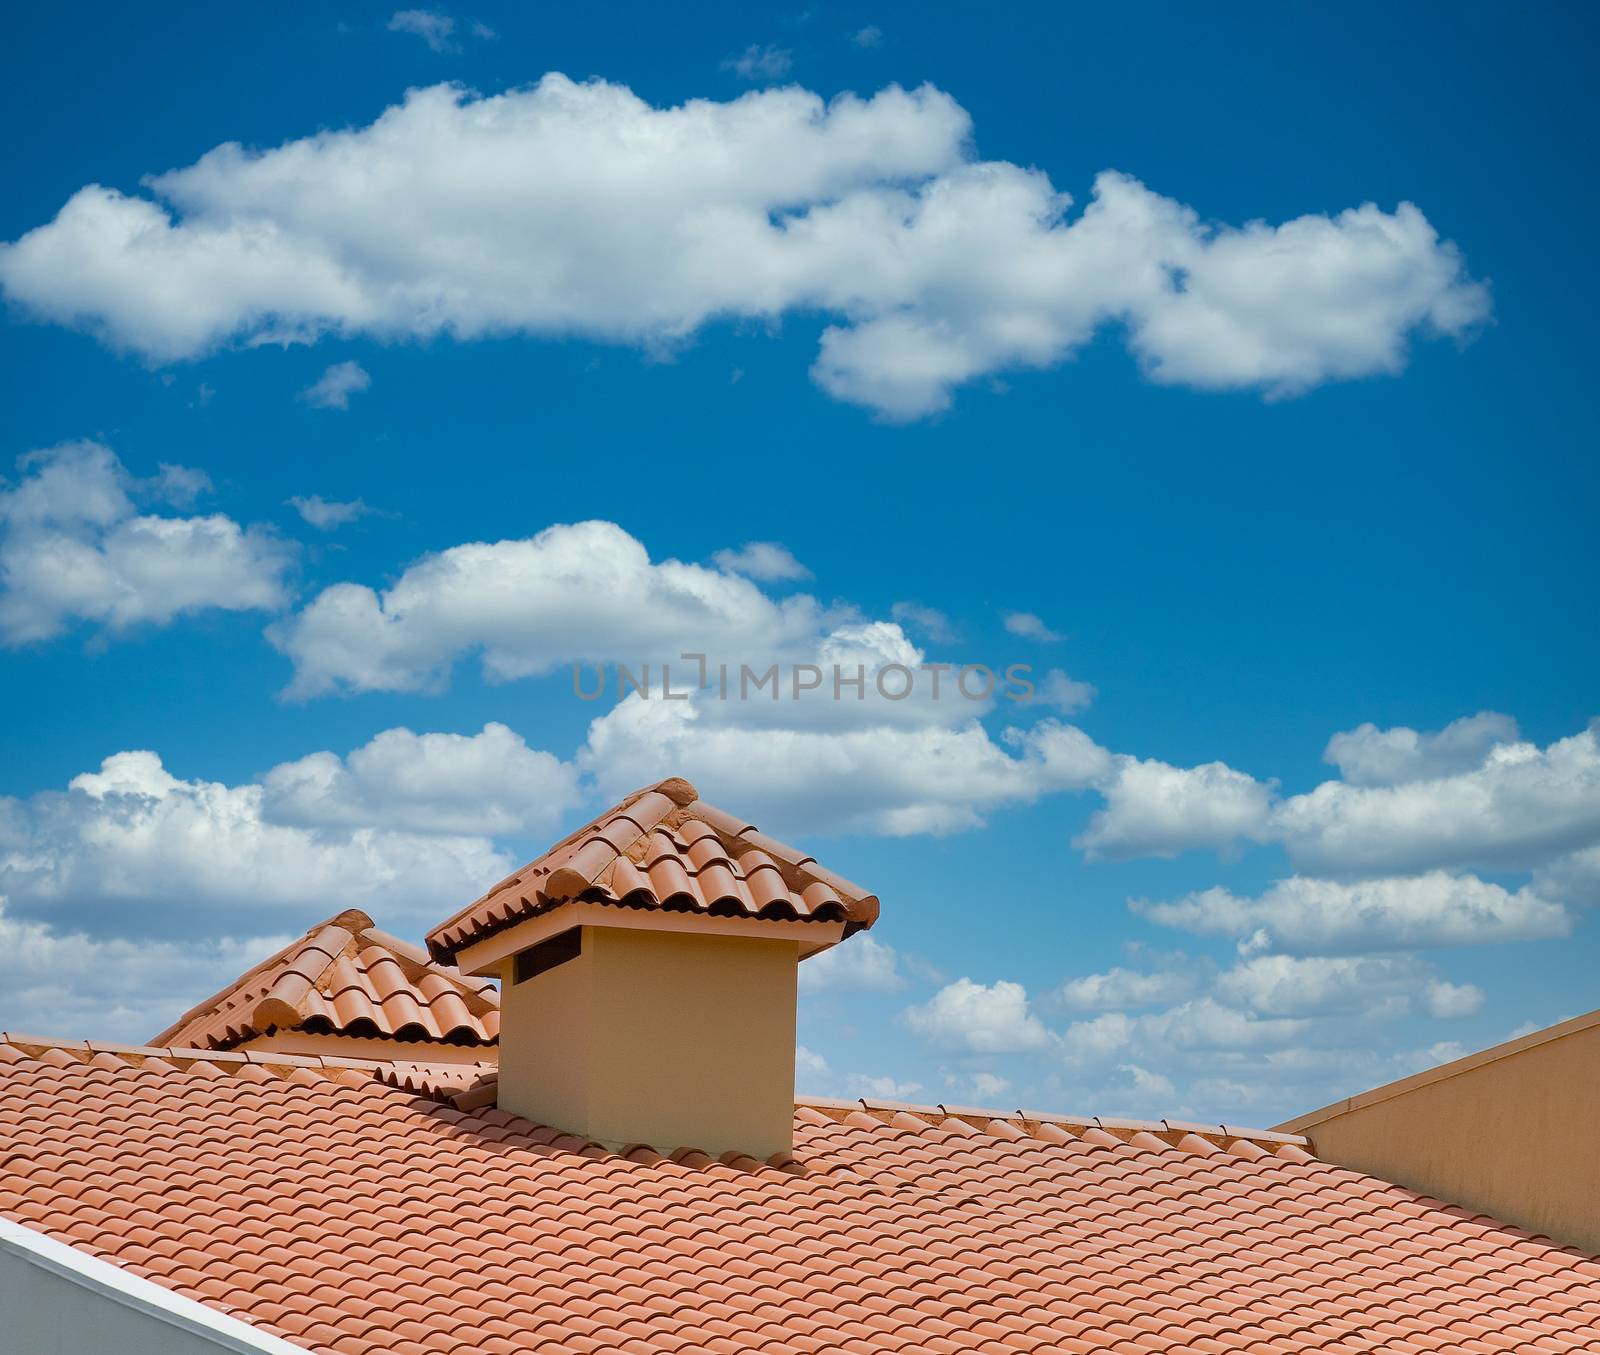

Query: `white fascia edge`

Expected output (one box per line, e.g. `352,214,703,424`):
0,1217,308,1353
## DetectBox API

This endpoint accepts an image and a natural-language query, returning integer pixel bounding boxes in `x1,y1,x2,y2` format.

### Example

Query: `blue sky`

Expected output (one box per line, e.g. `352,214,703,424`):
1,1,1596,1125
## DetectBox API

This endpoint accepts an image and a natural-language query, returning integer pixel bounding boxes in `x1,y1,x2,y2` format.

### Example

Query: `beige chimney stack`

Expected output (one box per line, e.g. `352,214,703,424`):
427,778,878,1160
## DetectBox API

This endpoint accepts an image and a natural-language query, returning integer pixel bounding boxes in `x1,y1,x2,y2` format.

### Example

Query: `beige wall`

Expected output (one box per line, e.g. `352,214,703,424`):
1281,1015,1600,1254
497,925,799,1160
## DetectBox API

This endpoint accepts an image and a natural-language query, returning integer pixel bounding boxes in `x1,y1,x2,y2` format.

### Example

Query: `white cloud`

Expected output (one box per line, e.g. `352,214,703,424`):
1534,845,1600,907
271,519,829,697
795,1045,830,1083
1056,963,1204,1011
1074,755,1275,860
1323,712,1519,787
1002,611,1061,643
1033,668,1096,714
1215,953,1429,1017
288,494,376,530
1274,725,1600,876
1423,980,1484,1019
799,934,903,992
1109,1064,1177,1110
580,698,1111,836
0,441,293,645
969,1071,1010,1100
149,463,211,506
0,904,291,1041
889,601,954,643
1059,997,1311,1063
261,722,580,835
711,541,812,582
272,515,1129,837
0,75,1487,419
0,747,512,925
299,360,371,410
846,1072,922,1099
388,9,454,51
900,977,1053,1052
852,25,883,48
1134,871,1571,954
723,44,793,80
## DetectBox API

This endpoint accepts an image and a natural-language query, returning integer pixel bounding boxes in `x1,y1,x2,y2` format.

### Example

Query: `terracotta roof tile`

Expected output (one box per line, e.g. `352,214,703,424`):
3,1035,1599,1353
151,909,499,1051
427,778,879,962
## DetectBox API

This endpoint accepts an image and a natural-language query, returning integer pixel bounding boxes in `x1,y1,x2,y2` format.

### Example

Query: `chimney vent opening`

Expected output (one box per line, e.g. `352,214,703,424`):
514,928,582,984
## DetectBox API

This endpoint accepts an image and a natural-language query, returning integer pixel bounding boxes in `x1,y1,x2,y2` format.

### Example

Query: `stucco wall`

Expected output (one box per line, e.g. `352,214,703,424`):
497,925,799,1159
1281,1015,1600,1254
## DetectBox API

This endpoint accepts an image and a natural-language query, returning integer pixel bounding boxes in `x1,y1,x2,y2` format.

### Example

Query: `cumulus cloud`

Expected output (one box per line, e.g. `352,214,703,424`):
1059,998,1310,1063
1032,669,1097,714
0,75,1488,419
1214,953,1429,1017
710,541,812,582
1056,963,1205,1011
299,360,371,410
288,494,377,530
268,514,1131,836
723,44,793,80
799,933,903,992
1323,711,1519,786
271,519,829,697
967,1071,1010,1100
0,441,293,645
889,601,954,643
846,1072,923,1099
795,1045,830,1083
1134,871,1571,954
1274,725,1600,876
1423,979,1484,1019
580,698,1111,836
1535,845,1600,907
386,10,492,51
900,978,1053,1053
1075,755,1275,860
1002,611,1061,643
0,746,513,926
0,905,291,1040
388,9,456,50
261,722,580,835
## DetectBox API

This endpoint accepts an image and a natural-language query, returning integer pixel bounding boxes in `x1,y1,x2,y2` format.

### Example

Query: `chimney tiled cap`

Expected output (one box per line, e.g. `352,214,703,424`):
152,909,499,1050
427,777,880,963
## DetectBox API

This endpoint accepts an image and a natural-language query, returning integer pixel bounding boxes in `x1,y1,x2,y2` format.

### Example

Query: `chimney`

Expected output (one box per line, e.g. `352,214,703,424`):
427,778,878,1160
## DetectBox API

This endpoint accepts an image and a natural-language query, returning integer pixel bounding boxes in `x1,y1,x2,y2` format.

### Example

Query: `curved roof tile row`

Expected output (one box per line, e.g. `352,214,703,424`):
3,1034,1598,1355
151,910,499,1051
428,778,880,963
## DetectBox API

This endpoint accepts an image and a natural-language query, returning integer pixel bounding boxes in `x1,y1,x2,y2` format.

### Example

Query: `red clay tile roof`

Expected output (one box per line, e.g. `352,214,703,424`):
152,909,499,1050
428,777,880,963
4,1032,1599,1354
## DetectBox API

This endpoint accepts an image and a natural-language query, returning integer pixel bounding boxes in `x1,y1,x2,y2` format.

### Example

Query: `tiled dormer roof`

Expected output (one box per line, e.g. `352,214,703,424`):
428,777,880,963
152,909,499,1050
4,1032,1599,1354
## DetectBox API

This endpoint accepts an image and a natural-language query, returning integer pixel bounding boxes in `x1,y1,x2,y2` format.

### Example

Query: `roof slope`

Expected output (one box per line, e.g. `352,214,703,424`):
428,777,879,963
4,1035,1599,1354
152,909,499,1050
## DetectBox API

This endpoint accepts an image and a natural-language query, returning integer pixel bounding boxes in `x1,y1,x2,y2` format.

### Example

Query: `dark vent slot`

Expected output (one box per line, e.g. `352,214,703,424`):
513,927,582,984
